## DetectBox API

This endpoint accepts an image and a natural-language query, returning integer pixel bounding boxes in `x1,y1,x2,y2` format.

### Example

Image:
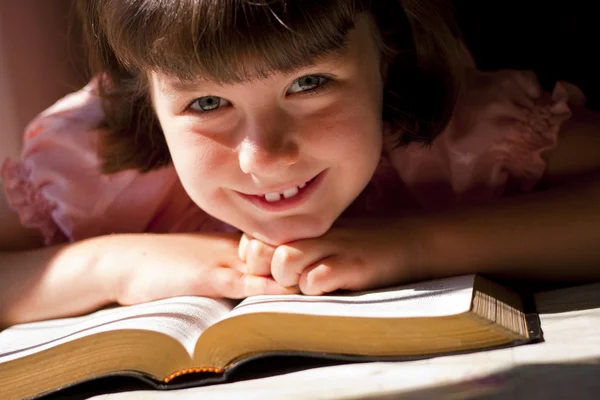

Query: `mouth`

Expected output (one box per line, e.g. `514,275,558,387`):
237,170,326,212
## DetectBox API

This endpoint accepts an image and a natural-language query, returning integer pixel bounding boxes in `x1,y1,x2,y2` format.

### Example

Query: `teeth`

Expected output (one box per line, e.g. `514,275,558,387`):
262,181,309,202
283,187,299,199
265,192,282,202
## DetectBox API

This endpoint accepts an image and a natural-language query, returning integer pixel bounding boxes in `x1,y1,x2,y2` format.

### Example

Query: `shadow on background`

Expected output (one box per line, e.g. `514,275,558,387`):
351,359,600,400
40,357,600,400
455,0,600,110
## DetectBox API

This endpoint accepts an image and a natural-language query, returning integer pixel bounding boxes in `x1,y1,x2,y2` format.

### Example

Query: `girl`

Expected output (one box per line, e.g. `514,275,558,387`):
1,0,599,327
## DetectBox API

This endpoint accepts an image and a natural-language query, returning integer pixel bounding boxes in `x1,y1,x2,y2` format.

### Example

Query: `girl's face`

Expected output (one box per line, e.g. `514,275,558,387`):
150,17,384,245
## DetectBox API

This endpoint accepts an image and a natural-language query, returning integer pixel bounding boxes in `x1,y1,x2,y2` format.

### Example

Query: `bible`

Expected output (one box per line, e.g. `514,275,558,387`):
0,274,541,399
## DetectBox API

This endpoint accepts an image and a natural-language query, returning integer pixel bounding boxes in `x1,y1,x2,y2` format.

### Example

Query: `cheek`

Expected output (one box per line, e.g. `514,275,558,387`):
161,124,233,198
306,96,382,158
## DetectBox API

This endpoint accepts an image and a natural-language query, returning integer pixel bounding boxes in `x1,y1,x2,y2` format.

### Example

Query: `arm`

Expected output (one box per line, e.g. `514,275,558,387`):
0,233,297,328
0,239,114,328
0,192,295,328
418,106,600,282
416,173,600,282
0,190,98,327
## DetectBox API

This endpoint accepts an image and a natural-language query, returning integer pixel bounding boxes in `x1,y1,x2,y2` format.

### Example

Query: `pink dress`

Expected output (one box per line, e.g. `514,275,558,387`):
1,70,585,246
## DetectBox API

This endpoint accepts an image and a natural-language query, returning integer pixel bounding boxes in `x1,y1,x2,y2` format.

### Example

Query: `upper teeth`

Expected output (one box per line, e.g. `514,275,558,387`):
264,182,308,202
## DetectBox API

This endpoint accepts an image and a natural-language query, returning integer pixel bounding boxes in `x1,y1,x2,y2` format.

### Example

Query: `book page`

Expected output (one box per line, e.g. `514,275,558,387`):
0,297,235,363
229,275,476,319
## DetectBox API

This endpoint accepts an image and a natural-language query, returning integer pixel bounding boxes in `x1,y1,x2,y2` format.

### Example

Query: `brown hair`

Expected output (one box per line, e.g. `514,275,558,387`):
76,0,465,174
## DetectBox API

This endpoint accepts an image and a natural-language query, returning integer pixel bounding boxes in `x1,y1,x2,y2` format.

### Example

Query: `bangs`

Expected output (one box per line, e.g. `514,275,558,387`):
98,0,367,83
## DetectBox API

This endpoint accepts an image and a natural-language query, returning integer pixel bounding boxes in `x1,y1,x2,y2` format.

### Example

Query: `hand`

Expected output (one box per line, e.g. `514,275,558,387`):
108,232,298,306
238,233,276,276
241,220,422,295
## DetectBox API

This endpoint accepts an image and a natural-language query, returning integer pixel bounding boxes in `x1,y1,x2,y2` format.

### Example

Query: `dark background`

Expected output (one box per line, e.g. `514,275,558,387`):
455,0,600,109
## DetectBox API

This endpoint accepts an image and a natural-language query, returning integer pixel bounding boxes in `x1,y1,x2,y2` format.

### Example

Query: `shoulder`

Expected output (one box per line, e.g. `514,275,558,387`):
1,80,106,245
384,68,586,207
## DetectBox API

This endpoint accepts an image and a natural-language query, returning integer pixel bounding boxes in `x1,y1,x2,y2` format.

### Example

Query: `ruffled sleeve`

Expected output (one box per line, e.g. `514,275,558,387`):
384,69,586,209
1,80,235,246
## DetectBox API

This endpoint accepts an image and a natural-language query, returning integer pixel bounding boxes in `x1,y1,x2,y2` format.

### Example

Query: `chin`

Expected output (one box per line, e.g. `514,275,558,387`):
255,220,334,246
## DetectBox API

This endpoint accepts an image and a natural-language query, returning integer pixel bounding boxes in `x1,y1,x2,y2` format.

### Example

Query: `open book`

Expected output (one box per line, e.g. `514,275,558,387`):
0,274,541,400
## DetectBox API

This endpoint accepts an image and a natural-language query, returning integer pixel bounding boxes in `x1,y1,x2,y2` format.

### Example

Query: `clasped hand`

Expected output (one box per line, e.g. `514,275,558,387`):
116,221,418,307
239,220,417,295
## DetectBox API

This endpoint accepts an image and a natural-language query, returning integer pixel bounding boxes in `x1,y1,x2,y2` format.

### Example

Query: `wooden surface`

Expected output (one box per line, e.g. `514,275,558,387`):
80,283,600,400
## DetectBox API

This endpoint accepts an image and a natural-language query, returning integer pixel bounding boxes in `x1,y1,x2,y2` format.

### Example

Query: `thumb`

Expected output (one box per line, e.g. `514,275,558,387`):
218,269,300,299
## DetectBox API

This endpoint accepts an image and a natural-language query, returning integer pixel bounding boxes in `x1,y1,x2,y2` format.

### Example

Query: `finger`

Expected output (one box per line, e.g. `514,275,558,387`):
245,238,275,276
271,239,335,288
298,256,388,296
238,233,251,262
213,268,300,298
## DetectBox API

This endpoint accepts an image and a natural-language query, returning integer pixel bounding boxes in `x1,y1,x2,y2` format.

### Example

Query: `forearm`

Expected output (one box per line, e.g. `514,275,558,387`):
0,231,258,327
0,236,120,328
411,175,600,282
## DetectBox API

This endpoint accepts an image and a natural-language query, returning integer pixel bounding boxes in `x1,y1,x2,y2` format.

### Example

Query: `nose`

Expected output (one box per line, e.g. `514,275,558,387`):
237,109,299,176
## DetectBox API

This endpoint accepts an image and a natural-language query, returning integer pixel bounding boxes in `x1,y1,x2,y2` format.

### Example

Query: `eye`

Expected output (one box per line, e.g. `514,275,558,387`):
189,96,231,112
287,75,330,95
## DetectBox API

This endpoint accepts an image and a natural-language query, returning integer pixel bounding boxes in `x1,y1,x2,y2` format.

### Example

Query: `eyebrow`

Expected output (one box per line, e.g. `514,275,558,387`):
157,40,351,96
158,78,205,96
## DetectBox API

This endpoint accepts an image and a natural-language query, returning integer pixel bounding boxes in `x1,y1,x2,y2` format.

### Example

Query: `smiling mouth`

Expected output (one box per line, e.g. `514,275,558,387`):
237,171,325,212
